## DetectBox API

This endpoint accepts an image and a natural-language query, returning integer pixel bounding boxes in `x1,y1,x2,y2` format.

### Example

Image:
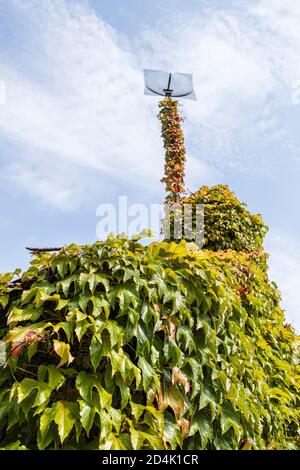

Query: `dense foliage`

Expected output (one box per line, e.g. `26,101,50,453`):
159,98,186,202
0,217,299,449
169,185,268,253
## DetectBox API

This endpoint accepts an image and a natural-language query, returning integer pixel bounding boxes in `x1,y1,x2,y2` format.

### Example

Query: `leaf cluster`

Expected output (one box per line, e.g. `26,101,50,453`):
0,232,299,450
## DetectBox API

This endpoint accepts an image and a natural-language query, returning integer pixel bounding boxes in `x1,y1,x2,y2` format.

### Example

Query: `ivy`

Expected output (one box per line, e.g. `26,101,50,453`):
159,98,186,202
0,190,299,450
167,185,268,254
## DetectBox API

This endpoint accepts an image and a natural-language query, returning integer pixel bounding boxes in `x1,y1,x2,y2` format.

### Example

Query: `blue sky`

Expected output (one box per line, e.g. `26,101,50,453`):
0,0,300,330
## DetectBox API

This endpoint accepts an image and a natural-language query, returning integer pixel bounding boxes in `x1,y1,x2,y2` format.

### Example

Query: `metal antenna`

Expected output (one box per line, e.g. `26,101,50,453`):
163,73,173,97
144,69,196,100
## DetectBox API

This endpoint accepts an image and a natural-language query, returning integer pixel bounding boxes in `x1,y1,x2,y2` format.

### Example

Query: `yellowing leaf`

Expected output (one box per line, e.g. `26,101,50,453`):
53,340,74,367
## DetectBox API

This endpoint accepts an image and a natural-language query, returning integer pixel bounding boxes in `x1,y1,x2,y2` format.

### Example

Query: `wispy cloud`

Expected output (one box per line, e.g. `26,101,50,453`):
3,0,300,208
0,0,165,207
141,1,300,174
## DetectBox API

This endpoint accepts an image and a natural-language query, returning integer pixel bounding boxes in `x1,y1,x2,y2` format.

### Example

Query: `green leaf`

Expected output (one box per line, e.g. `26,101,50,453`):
53,322,73,342
40,401,78,444
131,229,154,241
102,432,132,450
21,287,38,305
32,383,52,410
59,275,77,297
89,335,102,372
17,378,38,403
53,340,74,367
79,400,95,436
199,385,218,417
75,319,91,342
76,371,112,410
55,258,68,278
130,402,145,421
220,401,241,436
55,297,69,311
105,321,124,349
130,427,145,450
27,341,38,361
37,365,65,391
8,306,42,324
138,357,157,391
189,411,213,448
0,294,9,310
88,273,109,294
110,407,122,433
115,376,131,409
108,285,138,310
0,440,28,450
163,414,182,449
47,365,65,390
110,349,124,378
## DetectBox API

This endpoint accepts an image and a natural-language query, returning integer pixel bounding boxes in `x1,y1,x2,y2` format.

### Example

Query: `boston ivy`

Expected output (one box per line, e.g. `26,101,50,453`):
0,188,299,450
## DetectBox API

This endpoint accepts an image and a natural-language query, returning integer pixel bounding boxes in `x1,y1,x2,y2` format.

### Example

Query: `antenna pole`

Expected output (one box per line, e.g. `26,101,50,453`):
158,97,186,204
163,73,173,97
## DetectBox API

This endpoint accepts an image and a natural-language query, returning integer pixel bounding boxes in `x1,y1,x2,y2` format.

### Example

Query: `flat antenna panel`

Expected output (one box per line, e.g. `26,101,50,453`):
144,69,196,100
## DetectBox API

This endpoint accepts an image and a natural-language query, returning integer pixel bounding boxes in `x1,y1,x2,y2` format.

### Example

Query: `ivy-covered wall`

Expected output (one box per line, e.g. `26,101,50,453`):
0,187,299,450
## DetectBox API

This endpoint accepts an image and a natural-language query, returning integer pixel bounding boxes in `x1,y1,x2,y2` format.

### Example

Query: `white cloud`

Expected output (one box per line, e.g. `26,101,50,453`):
3,0,300,208
141,9,277,121
1,0,300,207
265,231,300,332
2,161,83,209
140,1,300,173
0,0,165,207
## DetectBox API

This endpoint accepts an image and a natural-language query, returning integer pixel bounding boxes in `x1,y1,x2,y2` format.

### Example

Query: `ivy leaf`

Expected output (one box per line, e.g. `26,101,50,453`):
163,414,182,449
76,371,112,410
108,285,138,311
21,287,38,305
105,321,124,349
220,401,241,436
131,229,155,241
53,258,68,278
79,400,95,436
110,407,122,433
32,383,52,411
17,378,38,403
199,385,218,417
53,340,74,367
53,322,73,342
172,367,190,394
138,357,157,391
102,432,132,450
58,275,77,297
75,319,91,342
0,441,28,450
55,298,69,311
89,334,102,372
40,401,78,444
38,365,65,391
189,411,213,448
0,294,9,311
8,307,43,324
115,376,131,409
130,428,145,450
88,273,109,294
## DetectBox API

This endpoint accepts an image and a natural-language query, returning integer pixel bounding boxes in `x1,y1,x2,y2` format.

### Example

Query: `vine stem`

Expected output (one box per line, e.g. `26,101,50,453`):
158,97,187,204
